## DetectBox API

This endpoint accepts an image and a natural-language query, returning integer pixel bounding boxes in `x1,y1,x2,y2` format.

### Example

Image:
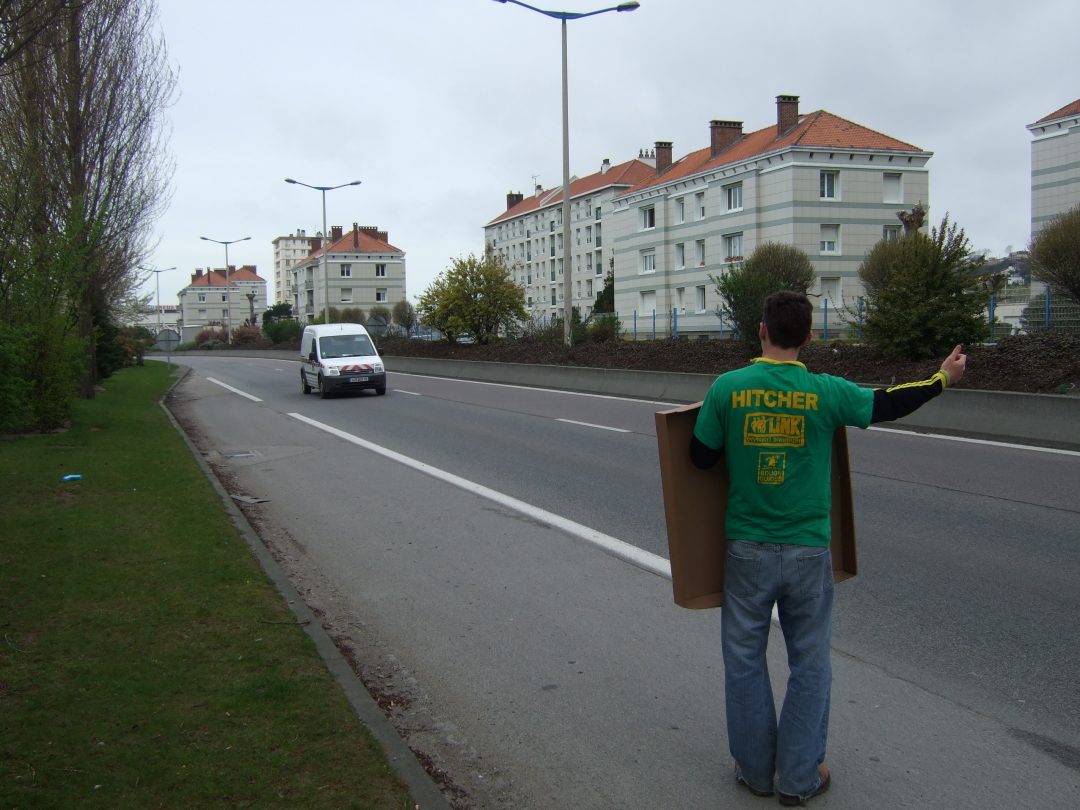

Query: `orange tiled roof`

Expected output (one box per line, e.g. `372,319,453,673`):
301,227,402,264
1034,98,1080,125
188,266,265,287
621,110,926,197
486,158,656,226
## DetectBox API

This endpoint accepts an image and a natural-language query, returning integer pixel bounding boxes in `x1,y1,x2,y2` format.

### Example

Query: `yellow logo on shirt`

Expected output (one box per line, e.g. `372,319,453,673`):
743,412,805,447
757,452,787,484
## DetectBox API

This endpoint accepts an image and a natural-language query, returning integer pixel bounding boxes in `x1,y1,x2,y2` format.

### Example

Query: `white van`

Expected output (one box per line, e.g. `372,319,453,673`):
299,323,386,398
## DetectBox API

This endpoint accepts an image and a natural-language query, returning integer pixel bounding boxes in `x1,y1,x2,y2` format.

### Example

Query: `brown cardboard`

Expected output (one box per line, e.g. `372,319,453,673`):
655,403,857,609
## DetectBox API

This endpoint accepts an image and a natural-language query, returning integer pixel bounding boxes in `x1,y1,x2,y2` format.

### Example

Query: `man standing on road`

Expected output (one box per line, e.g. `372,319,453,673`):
689,290,967,806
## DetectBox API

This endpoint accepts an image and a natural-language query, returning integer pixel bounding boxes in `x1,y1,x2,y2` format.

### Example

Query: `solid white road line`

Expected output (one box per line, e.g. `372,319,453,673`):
868,426,1080,457
557,418,631,433
207,377,263,402
287,412,672,581
393,389,422,396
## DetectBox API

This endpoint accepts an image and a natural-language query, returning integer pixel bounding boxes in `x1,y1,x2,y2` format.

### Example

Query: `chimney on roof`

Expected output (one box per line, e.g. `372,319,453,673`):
600,158,611,174
352,222,360,248
194,268,203,281
535,183,543,195
710,120,743,158
506,190,524,211
776,94,799,136
359,225,388,243
331,225,343,242
655,141,672,174
310,236,321,254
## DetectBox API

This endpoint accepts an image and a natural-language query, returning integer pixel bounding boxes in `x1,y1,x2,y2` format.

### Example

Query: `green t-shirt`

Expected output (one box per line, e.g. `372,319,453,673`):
693,358,874,547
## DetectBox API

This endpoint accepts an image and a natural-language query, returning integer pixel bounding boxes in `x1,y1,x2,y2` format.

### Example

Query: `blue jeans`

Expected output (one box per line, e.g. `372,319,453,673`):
722,539,833,798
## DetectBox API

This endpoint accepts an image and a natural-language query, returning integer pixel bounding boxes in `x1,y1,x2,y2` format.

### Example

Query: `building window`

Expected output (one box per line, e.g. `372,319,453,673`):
676,287,685,312
675,198,685,224
641,249,656,274
696,191,706,220
197,308,207,318
197,293,206,303
375,288,387,303
724,182,743,212
340,263,352,278
641,290,656,315
551,290,557,305
723,233,743,262
820,224,840,253
820,277,840,307
820,171,838,200
883,172,902,204
695,285,706,313
376,263,387,277
696,239,706,266
341,288,352,303
676,242,685,269
883,224,901,241
641,205,656,229
586,279,593,297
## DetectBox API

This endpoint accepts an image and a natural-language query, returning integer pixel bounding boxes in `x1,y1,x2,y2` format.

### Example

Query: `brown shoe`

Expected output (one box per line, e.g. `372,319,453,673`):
778,764,830,806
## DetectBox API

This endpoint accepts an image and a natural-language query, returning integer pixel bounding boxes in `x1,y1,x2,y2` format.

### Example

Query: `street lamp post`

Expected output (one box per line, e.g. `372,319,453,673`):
493,0,640,344
285,178,362,324
200,236,251,343
138,265,176,332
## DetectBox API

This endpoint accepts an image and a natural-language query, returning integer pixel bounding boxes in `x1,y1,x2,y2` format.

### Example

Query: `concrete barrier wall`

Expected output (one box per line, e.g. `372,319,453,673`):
157,351,1079,449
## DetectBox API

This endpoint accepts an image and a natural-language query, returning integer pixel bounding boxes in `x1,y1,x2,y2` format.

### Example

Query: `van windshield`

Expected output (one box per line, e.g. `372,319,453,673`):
319,334,376,359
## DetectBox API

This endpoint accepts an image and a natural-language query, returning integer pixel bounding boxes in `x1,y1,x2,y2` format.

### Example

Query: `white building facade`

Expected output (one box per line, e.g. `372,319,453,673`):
1028,98,1080,235
289,223,406,322
610,95,932,338
272,229,314,305
484,157,655,323
177,266,268,342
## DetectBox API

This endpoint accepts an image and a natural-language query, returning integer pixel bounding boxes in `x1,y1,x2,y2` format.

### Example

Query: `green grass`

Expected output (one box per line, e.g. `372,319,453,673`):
0,363,413,808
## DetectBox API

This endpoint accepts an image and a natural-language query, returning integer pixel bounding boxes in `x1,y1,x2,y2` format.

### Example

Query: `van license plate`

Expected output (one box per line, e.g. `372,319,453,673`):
349,376,369,383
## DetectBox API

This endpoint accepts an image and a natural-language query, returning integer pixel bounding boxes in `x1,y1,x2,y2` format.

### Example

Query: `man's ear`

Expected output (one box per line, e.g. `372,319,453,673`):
801,330,813,348
758,322,768,343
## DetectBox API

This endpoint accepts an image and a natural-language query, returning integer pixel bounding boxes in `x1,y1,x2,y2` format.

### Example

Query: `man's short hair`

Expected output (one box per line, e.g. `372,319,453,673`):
762,291,812,349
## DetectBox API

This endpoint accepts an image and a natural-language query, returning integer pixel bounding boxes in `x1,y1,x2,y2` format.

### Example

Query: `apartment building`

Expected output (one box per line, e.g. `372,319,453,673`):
289,223,406,321
610,95,932,337
484,157,656,321
177,266,268,342
271,228,314,305
1028,97,1080,235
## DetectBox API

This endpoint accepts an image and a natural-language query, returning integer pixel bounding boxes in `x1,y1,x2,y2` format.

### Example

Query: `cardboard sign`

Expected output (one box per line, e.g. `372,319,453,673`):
655,402,858,609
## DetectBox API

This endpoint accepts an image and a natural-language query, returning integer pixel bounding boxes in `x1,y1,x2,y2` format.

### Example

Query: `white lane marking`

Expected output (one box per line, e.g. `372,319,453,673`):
393,389,422,396
207,377,263,402
868,426,1080,457
390,371,676,406
287,412,671,580
557,418,630,434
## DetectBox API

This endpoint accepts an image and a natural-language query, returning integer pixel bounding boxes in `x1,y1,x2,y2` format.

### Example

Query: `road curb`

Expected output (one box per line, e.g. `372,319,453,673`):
158,365,452,810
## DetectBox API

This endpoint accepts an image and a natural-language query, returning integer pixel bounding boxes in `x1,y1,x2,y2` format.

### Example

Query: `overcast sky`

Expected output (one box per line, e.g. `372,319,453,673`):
142,0,1079,307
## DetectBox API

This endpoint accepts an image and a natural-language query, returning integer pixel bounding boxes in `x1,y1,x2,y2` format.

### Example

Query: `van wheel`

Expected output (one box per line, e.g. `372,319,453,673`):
300,372,311,395
375,385,386,396
318,375,329,399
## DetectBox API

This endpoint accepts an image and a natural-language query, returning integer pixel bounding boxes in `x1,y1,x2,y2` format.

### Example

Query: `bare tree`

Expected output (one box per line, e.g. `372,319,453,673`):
1,0,175,396
0,0,81,71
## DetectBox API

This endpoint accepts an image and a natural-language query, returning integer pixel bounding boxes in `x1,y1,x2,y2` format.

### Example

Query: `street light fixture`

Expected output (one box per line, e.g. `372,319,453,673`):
493,0,640,344
138,265,176,333
199,236,251,343
284,178,362,325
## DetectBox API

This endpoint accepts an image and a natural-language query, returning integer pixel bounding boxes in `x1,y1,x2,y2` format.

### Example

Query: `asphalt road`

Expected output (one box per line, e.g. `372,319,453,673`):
162,355,1080,809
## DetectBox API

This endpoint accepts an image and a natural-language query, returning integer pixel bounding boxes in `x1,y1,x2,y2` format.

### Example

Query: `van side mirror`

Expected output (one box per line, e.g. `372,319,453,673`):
309,348,317,361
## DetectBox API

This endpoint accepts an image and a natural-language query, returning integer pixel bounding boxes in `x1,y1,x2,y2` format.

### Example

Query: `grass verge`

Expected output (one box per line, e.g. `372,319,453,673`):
0,363,413,808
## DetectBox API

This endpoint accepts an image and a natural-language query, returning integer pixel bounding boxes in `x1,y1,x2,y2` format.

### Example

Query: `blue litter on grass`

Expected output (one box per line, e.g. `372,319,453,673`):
61,474,82,481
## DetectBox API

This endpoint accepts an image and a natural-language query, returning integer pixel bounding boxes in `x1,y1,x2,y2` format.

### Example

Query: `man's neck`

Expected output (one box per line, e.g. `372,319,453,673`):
760,344,802,363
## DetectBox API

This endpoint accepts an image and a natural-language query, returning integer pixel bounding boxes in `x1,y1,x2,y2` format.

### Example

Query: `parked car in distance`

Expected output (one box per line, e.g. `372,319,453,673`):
300,323,386,398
